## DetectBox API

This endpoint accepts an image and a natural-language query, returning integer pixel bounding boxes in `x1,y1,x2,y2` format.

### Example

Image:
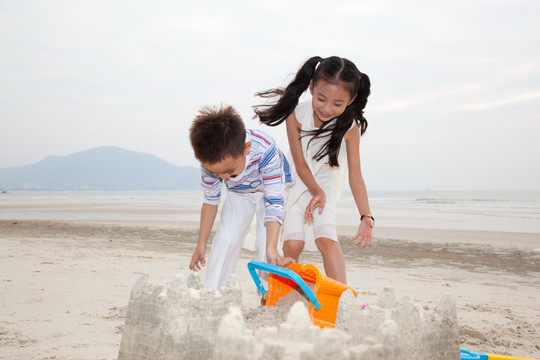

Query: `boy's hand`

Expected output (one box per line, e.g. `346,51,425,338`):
266,249,294,267
305,188,326,221
189,244,207,271
275,256,295,267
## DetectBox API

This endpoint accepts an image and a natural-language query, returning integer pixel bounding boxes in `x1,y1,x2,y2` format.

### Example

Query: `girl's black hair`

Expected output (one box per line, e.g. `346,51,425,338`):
254,56,371,167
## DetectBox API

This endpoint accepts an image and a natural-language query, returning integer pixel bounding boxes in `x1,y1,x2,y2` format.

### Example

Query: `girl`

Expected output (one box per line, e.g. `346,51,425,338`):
254,56,374,284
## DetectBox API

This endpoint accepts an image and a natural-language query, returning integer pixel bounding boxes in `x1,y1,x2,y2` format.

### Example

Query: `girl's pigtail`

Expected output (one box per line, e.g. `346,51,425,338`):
254,56,323,126
352,72,371,135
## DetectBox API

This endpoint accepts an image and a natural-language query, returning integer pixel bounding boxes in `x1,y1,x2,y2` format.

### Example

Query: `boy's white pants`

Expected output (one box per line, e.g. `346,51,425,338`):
204,190,267,290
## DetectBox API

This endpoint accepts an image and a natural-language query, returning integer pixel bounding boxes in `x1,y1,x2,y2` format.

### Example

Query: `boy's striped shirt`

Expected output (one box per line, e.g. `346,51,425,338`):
200,129,293,224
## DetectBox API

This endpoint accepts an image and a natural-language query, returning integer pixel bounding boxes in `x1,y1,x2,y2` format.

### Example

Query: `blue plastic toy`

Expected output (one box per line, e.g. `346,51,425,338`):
460,348,538,360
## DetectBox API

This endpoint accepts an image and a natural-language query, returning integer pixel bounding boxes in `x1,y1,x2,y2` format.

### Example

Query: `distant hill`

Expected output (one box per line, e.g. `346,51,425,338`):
0,146,200,191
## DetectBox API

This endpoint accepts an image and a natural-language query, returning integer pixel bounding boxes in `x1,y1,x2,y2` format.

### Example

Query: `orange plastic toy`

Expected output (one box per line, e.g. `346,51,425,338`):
247,260,357,328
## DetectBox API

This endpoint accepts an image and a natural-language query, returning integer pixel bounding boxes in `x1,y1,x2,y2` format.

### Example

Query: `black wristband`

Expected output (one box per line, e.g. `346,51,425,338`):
361,214,375,222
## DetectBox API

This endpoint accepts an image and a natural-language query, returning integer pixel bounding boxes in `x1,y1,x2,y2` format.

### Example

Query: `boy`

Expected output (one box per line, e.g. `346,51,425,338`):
188,105,294,290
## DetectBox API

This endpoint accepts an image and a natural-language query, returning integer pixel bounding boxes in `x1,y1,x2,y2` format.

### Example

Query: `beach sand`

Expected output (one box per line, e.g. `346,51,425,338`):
0,216,539,359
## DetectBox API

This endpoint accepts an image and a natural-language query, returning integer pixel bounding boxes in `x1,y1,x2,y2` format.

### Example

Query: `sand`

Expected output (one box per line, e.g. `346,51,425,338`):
0,216,539,359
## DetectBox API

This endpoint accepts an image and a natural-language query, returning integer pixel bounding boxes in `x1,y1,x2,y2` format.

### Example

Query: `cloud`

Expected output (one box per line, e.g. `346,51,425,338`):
370,84,483,113
461,91,540,110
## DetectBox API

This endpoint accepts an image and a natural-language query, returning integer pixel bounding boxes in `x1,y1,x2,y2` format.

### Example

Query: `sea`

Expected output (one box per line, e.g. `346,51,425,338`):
1,190,539,234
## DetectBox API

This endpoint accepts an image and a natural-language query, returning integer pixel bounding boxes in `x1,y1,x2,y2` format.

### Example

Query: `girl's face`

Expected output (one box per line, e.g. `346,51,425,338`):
310,79,355,126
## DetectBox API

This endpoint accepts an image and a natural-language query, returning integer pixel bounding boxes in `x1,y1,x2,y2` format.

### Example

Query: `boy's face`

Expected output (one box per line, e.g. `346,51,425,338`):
202,141,251,180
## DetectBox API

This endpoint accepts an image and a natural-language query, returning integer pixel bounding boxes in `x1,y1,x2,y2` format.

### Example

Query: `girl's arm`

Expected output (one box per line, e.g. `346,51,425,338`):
344,125,374,247
285,112,326,219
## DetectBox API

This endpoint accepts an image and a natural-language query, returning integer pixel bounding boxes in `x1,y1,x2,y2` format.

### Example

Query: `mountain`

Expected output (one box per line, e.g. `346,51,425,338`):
0,146,200,191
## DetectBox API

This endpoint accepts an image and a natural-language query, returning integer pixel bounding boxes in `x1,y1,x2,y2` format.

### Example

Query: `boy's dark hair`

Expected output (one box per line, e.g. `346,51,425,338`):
189,105,246,164
254,56,371,167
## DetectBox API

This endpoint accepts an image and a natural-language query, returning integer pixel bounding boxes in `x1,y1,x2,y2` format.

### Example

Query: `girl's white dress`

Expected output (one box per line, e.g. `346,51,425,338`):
281,101,353,251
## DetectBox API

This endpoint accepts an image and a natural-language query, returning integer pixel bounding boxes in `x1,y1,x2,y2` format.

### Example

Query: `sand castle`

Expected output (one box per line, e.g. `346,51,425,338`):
118,272,459,359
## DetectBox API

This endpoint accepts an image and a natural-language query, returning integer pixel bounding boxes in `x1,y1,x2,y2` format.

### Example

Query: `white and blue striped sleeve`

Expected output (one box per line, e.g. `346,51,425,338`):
259,143,287,224
200,167,222,206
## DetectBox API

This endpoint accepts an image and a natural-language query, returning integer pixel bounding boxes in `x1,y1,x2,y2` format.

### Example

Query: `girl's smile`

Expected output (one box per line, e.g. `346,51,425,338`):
310,79,354,127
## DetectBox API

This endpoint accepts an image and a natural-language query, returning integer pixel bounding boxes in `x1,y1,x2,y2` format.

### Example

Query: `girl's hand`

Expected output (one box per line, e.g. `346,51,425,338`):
305,188,326,221
350,217,374,247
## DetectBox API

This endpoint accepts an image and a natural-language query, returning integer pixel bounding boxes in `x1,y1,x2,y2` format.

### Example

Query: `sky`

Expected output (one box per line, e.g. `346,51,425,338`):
1,0,539,190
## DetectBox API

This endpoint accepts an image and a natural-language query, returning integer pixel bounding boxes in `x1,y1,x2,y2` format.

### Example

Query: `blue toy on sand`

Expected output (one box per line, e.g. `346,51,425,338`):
460,349,538,360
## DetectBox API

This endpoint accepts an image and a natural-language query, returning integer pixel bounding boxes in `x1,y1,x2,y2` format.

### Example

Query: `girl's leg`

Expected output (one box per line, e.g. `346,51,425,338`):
281,202,306,262
282,239,304,262
310,175,346,282
315,237,346,284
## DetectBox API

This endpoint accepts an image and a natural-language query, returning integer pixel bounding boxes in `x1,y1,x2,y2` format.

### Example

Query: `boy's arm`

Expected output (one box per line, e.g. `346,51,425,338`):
265,221,294,266
190,166,222,271
257,133,294,267
189,202,218,271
